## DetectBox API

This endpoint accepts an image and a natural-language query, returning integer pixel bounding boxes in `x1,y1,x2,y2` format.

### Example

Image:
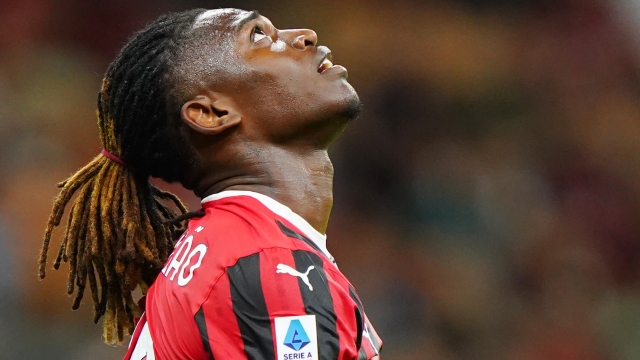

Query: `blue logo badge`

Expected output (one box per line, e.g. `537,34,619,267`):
283,319,310,351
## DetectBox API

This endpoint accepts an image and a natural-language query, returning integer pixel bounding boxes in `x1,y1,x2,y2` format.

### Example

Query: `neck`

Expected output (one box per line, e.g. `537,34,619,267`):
196,145,335,234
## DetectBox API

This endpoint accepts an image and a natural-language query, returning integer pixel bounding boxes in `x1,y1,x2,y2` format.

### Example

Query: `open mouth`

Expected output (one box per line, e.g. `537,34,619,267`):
317,54,334,74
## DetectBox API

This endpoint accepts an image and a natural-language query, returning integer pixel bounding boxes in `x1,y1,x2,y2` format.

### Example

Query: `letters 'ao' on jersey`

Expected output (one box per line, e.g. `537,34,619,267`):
124,191,382,360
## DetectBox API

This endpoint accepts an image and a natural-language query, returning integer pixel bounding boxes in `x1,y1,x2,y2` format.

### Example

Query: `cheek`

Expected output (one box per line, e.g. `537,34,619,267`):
235,58,357,119
239,65,309,109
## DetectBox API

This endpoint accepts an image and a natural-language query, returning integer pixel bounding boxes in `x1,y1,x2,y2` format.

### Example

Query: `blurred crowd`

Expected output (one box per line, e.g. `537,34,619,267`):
2,0,640,359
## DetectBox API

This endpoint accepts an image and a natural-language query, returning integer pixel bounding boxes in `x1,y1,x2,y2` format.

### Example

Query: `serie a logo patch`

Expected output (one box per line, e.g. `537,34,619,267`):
274,315,318,360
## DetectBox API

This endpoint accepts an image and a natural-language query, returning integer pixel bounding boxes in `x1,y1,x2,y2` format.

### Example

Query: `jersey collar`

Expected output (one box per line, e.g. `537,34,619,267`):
201,190,332,259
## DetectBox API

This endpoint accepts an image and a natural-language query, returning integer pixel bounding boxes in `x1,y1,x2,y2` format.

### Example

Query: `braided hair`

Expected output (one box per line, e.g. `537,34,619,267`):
38,9,209,344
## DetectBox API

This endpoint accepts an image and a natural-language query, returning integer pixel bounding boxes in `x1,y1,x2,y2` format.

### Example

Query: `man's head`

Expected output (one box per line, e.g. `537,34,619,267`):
172,8,362,149
101,8,360,183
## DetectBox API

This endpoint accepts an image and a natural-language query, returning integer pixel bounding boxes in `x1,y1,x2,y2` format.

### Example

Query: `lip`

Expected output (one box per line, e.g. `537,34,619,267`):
315,46,347,77
320,65,348,78
316,47,333,71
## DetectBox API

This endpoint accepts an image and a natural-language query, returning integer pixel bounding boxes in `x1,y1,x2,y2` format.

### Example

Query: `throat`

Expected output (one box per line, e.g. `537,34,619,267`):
198,148,335,234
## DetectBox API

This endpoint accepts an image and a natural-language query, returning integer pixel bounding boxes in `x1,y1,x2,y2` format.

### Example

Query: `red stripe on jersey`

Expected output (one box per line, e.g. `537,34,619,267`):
258,248,307,355
260,248,307,316
199,271,247,360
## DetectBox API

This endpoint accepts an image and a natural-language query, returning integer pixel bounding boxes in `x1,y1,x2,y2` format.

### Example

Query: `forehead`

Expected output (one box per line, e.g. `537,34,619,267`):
192,8,254,30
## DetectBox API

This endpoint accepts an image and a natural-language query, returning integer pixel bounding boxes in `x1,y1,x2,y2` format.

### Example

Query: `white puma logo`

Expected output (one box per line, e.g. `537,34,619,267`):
276,264,315,291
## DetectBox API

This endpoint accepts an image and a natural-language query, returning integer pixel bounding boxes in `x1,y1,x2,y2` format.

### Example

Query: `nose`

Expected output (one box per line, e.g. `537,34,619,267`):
286,29,318,50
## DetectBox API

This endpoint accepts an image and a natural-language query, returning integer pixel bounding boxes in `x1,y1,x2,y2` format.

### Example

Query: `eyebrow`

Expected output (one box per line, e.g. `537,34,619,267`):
234,10,261,32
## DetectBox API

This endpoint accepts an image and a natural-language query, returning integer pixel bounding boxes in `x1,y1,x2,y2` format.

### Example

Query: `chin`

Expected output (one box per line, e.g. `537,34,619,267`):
341,93,363,122
331,85,362,123
314,90,361,146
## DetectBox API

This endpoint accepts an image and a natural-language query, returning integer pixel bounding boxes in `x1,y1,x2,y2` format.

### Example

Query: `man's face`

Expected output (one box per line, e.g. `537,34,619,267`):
187,9,361,144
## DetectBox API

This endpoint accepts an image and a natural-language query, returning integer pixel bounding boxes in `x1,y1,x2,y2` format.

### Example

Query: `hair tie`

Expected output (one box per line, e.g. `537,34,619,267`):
101,149,129,168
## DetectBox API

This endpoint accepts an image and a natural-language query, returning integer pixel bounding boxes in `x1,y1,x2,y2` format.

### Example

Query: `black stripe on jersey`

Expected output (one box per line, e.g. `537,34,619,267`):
194,306,215,360
355,308,367,360
349,287,368,359
291,250,340,360
348,288,364,351
276,220,332,263
349,286,381,355
228,253,275,360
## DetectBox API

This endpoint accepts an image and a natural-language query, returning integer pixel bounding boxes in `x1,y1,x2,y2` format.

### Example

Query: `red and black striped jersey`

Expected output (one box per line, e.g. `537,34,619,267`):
124,191,382,360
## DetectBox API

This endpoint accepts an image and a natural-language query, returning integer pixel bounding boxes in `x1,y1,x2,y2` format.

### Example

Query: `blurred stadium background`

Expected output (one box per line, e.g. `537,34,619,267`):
2,0,640,358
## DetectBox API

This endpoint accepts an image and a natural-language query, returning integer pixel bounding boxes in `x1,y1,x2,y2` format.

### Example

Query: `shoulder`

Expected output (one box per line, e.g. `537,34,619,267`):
195,198,285,246
153,208,303,302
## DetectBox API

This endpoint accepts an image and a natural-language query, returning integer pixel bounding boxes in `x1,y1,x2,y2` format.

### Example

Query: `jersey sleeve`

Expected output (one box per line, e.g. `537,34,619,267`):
194,247,368,360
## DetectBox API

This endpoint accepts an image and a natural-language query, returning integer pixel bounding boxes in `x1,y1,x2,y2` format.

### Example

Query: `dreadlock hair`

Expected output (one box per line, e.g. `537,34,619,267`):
38,9,209,345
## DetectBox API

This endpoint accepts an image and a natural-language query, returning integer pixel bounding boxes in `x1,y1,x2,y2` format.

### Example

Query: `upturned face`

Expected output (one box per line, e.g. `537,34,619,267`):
180,8,361,145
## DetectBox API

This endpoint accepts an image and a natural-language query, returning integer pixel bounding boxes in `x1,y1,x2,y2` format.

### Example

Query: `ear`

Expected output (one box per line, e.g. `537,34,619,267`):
180,95,242,135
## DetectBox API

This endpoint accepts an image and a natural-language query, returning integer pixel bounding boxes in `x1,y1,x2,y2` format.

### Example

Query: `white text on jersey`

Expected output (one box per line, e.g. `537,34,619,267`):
161,234,208,286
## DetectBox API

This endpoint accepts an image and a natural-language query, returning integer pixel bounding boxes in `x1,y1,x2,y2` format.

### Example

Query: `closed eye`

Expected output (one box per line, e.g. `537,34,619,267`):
252,26,269,43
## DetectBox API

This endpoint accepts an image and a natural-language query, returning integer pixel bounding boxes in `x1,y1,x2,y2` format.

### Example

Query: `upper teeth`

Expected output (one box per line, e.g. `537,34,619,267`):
319,58,333,72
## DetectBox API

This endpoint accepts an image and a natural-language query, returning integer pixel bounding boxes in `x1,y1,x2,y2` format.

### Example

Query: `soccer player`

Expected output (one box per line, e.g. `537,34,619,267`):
39,8,382,360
